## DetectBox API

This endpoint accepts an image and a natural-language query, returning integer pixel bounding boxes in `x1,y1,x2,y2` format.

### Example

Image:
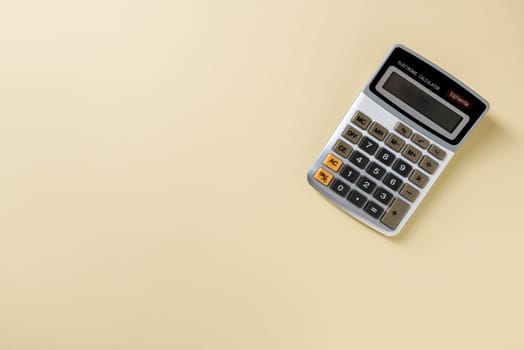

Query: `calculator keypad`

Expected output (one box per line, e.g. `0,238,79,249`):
312,111,448,231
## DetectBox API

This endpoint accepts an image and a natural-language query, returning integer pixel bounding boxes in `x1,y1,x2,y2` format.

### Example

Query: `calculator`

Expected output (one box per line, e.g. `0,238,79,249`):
307,45,489,236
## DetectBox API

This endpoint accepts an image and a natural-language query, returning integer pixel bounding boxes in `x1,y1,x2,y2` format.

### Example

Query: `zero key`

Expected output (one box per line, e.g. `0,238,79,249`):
380,198,410,230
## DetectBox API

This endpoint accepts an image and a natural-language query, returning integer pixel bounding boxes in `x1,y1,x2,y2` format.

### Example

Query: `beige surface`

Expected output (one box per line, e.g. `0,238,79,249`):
1,1,523,349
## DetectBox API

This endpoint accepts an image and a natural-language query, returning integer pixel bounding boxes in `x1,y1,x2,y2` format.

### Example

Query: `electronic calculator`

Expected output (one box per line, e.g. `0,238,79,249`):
307,44,489,236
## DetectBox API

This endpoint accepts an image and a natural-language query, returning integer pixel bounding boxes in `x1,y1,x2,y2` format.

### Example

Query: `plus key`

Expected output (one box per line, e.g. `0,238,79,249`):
419,155,439,175
381,198,410,230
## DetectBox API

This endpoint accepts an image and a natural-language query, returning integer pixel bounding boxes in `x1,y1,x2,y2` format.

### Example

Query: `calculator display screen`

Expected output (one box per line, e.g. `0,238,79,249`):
382,72,463,133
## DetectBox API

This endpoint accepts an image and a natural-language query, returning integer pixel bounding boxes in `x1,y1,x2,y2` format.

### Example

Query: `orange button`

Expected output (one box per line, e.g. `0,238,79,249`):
313,168,333,186
322,153,343,172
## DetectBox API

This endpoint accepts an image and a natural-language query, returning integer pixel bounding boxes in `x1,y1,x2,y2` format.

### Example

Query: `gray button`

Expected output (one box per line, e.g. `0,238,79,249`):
402,144,422,163
428,144,447,160
380,198,410,230
394,122,413,138
409,169,429,188
368,122,388,141
351,111,372,130
419,155,439,175
399,183,420,202
385,133,405,152
332,139,353,158
411,133,430,149
342,125,362,144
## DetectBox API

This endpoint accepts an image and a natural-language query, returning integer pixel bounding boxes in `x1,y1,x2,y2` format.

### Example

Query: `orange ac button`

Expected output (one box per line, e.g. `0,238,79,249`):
313,168,334,186
323,153,343,172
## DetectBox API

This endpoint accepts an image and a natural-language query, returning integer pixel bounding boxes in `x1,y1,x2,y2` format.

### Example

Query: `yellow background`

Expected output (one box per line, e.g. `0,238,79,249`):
1,1,523,349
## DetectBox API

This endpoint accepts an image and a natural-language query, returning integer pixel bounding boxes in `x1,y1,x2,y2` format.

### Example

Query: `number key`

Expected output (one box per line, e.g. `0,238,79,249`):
373,187,393,205
359,136,379,155
330,179,351,197
357,176,377,194
376,147,396,166
391,158,412,177
340,165,359,183
349,150,370,169
383,172,403,191
366,161,386,180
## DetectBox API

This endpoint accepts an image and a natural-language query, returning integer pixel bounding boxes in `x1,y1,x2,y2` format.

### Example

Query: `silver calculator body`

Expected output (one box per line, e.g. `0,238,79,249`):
307,45,489,236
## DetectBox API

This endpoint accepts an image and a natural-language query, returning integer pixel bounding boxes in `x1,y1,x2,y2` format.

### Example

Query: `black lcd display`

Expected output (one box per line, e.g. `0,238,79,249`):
382,72,463,133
